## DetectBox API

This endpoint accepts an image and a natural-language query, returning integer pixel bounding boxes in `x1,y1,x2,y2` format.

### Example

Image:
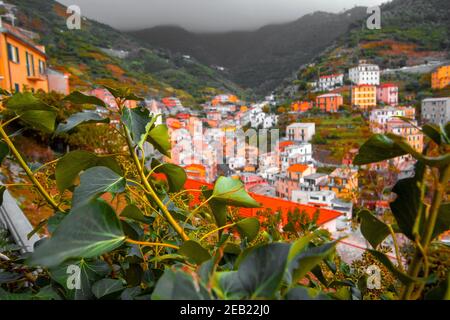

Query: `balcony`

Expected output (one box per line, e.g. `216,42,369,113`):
27,73,47,81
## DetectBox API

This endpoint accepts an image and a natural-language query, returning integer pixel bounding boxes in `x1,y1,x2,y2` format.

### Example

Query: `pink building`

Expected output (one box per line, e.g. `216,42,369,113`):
377,83,398,106
275,164,315,200
47,69,70,95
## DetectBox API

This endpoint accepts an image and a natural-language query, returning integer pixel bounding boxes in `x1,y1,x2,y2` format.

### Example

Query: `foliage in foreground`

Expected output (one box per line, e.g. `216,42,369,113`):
0,88,449,300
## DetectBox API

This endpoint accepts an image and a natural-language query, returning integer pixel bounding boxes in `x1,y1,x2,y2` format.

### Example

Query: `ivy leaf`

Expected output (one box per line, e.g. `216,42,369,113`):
91,279,124,299
212,176,261,208
152,268,211,300
147,124,171,157
29,199,126,267
213,271,246,300
4,92,56,112
72,166,126,209
20,110,56,133
178,241,211,265
0,141,9,164
390,177,422,240
359,210,391,249
285,286,331,300
236,243,291,298
103,86,144,101
151,159,186,193
353,134,407,165
368,250,417,285
55,111,109,134
56,150,122,193
121,107,152,147
50,259,110,300
120,204,153,224
63,91,106,108
287,242,337,286
422,124,442,145
236,218,260,242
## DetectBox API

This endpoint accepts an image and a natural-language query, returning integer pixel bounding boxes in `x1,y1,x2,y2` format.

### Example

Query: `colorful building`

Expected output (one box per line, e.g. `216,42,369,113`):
291,100,313,112
351,85,377,110
0,22,48,92
431,65,450,89
317,73,344,91
377,83,398,106
321,168,358,200
315,93,343,112
349,60,380,86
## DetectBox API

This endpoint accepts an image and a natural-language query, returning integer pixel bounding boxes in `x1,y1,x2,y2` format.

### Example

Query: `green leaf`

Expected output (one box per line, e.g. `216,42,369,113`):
287,242,337,286
29,199,126,267
0,141,9,163
72,167,126,209
50,258,110,300
121,107,152,147
55,111,109,134
120,204,153,224
147,124,171,157
236,217,260,242
285,286,331,300
353,134,407,165
20,110,56,133
368,250,416,285
236,243,291,298
212,176,261,208
390,177,422,240
151,159,186,193
63,91,106,108
425,273,450,300
178,241,211,265
422,124,442,145
91,279,124,299
151,268,211,300
4,92,56,112
359,210,391,248
103,86,144,101
56,150,122,193
213,271,246,299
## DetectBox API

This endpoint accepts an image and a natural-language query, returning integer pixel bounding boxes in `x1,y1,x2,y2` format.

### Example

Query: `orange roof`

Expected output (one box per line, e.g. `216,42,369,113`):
183,179,341,226
287,164,309,173
278,140,294,152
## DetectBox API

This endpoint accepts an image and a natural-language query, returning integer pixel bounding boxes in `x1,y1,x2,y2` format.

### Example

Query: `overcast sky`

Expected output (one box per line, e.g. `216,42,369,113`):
57,0,389,32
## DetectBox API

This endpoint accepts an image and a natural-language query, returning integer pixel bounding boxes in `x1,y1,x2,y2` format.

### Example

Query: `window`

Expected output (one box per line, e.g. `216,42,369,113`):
7,43,20,63
26,52,35,76
14,83,20,92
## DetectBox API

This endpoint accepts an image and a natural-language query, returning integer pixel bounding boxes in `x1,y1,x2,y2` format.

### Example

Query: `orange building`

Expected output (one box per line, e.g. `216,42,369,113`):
291,100,313,112
431,65,450,89
184,164,207,181
0,22,48,92
352,85,377,110
315,94,343,112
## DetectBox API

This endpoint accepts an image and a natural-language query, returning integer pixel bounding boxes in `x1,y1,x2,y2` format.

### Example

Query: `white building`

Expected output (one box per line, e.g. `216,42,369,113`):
280,143,313,171
318,73,344,91
369,106,415,133
349,60,380,85
286,123,316,142
249,106,278,129
421,97,450,126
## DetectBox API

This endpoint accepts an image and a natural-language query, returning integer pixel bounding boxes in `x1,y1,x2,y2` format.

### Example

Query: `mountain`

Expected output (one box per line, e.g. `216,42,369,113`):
277,0,450,100
6,0,248,106
129,7,368,95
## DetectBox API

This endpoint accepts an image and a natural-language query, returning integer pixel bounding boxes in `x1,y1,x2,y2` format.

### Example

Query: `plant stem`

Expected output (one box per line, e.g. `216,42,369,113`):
121,122,189,241
126,238,180,250
0,125,64,212
402,165,450,300
388,224,404,272
199,223,236,241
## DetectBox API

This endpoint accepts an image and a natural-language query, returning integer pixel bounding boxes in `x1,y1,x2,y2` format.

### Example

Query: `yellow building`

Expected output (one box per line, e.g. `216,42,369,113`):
352,85,377,110
431,65,450,89
0,22,48,93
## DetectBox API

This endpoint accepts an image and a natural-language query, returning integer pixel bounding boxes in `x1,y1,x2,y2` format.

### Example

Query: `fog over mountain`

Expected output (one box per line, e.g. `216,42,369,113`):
57,0,387,32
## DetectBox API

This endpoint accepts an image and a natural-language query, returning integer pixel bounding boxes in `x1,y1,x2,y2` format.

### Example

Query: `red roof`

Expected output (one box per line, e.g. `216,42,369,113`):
183,179,341,226
320,73,343,79
379,83,398,88
278,140,294,152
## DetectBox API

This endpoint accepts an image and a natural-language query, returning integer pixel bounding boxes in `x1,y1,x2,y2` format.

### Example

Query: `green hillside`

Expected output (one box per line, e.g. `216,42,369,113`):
8,0,249,105
277,0,450,100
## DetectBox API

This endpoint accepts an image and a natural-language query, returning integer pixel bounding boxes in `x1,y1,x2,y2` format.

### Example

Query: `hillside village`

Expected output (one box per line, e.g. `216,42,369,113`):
0,1,449,261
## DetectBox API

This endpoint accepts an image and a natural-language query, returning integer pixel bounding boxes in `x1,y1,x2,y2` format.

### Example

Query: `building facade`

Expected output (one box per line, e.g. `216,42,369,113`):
286,123,316,142
349,60,380,86
352,85,377,110
315,93,343,113
431,65,450,90
377,83,398,106
421,97,450,126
